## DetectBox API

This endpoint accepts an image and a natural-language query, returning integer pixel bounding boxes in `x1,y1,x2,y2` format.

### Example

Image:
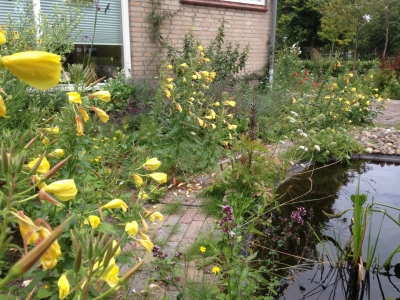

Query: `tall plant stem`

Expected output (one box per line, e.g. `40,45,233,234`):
86,0,99,67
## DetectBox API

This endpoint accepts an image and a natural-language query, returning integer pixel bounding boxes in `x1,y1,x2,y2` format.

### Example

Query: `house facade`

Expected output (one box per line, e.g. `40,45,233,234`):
1,0,272,78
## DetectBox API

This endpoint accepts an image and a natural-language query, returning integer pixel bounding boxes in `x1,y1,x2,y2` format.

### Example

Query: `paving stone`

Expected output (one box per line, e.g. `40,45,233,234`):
168,223,189,242
180,208,198,224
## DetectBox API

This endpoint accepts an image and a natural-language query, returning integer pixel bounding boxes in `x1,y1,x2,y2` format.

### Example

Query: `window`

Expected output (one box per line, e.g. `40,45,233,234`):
180,0,267,12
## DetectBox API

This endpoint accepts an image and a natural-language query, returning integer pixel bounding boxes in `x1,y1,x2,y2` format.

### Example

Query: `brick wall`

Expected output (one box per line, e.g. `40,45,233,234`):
129,0,271,78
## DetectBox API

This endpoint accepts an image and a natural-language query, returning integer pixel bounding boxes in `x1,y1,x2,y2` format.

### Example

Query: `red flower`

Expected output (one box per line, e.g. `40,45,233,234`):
312,82,316,87
304,76,309,81
317,83,322,87
293,72,298,77
304,70,309,75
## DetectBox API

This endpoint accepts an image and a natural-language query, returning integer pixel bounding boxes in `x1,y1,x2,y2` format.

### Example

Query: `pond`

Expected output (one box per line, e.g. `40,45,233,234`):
257,160,400,300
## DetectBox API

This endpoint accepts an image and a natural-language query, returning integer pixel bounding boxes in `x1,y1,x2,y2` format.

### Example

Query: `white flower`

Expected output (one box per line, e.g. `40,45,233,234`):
289,117,296,123
297,129,303,132
314,145,320,151
279,140,285,144
300,132,308,137
290,111,299,117
299,146,308,151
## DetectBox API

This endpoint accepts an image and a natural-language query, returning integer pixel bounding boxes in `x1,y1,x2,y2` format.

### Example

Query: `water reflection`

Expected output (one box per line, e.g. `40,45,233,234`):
258,161,400,300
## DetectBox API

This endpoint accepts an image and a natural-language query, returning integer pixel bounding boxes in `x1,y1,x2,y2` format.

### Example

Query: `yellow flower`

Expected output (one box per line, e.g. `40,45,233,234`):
141,219,148,233
212,266,220,274
85,215,101,229
133,174,143,187
227,123,237,130
125,221,138,236
89,90,111,102
200,71,209,77
167,64,173,69
51,127,60,134
78,106,89,122
209,109,216,119
210,72,216,79
90,106,109,123
200,246,206,253
211,123,216,129
113,240,121,257
348,73,354,77
176,103,183,112
197,117,204,127
223,100,236,107
42,136,49,145
138,190,148,200
182,77,186,83
13,31,19,39
26,157,50,174
49,148,64,158
180,63,188,68
0,95,7,118
166,84,174,90
164,88,171,98
0,32,6,45
149,212,164,222
142,158,161,171
198,45,204,51
44,179,78,201
76,115,84,136
0,51,61,90
213,102,220,106
38,227,62,270
351,87,356,92
58,274,70,299
32,174,47,190
102,262,120,288
67,91,81,104
148,172,168,184
204,58,210,63
167,78,174,83
137,231,154,252
16,211,39,245
102,199,128,213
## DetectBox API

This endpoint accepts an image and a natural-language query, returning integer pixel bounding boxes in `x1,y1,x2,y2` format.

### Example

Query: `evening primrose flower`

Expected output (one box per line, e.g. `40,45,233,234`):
90,106,109,123
101,261,120,288
26,157,50,174
164,88,171,98
167,78,174,83
37,227,62,270
137,231,153,253
200,71,209,77
197,117,204,127
212,266,220,274
198,45,204,51
149,212,164,222
32,174,47,190
148,172,168,184
0,31,5,45
67,91,81,104
49,148,64,158
102,199,128,212
0,51,61,90
0,95,7,117
133,174,143,187
76,115,84,136
142,158,161,171
223,100,236,107
44,179,78,201
180,63,188,68
200,246,206,253
58,274,70,300
16,211,39,245
85,215,101,229
78,106,89,122
167,64,173,69
213,102,220,106
89,90,111,102
176,103,183,112
125,221,138,236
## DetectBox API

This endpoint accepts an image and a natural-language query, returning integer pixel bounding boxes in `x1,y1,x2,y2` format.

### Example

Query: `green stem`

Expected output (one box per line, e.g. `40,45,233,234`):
0,180,15,256
12,193,39,205
86,0,99,67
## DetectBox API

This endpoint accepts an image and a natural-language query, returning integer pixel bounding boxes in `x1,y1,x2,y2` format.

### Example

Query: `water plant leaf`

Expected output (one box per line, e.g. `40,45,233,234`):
350,193,367,206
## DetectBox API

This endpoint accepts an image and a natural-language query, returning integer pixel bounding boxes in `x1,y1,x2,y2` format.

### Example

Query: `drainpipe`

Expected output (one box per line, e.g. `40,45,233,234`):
268,0,278,89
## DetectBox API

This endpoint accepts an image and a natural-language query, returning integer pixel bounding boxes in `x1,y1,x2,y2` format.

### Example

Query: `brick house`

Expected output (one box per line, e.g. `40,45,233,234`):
1,0,272,78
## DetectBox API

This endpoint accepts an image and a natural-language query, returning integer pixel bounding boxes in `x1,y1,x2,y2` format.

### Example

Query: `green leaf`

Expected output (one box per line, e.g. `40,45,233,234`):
37,287,54,299
95,223,119,235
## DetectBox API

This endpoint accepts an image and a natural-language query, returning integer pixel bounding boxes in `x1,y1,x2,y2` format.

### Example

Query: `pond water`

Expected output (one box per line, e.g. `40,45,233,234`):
259,160,400,300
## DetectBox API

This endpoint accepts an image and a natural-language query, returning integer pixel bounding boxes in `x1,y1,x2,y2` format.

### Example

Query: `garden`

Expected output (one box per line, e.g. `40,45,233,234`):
1,0,400,299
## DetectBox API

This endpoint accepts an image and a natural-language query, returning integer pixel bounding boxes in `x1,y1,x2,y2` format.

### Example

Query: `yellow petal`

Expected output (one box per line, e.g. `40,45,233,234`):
26,157,51,174
1,51,61,90
75,115,84,136
87,215,100,229
44,179,78,201
133,174,143,187
102,199,128,212
67,92,81,104
0,32,6,45
148,172,168,184
78,106,89,122
125,221,138,236
142,158,161,171
58,274,70,300
0,95,7,117
90,106,109,123
89,90,111,102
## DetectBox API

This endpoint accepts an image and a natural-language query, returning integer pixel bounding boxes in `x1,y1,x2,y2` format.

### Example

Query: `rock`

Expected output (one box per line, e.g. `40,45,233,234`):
396,149,400,156
373,149,381,154
365,147,373,153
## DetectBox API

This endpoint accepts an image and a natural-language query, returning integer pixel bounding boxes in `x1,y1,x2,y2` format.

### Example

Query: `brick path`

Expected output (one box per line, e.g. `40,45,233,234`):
372,99,400,127
123,173,218,298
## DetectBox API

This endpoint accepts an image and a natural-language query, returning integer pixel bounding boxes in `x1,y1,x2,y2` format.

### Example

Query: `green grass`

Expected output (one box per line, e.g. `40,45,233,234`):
161,200,184,215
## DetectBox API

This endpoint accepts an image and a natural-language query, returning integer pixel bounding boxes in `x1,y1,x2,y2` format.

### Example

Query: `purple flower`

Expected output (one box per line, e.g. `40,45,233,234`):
290,207,306,225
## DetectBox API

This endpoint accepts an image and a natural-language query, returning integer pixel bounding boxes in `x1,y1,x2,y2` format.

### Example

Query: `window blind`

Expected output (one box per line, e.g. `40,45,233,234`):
0,1,28,25
39,0,123,45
